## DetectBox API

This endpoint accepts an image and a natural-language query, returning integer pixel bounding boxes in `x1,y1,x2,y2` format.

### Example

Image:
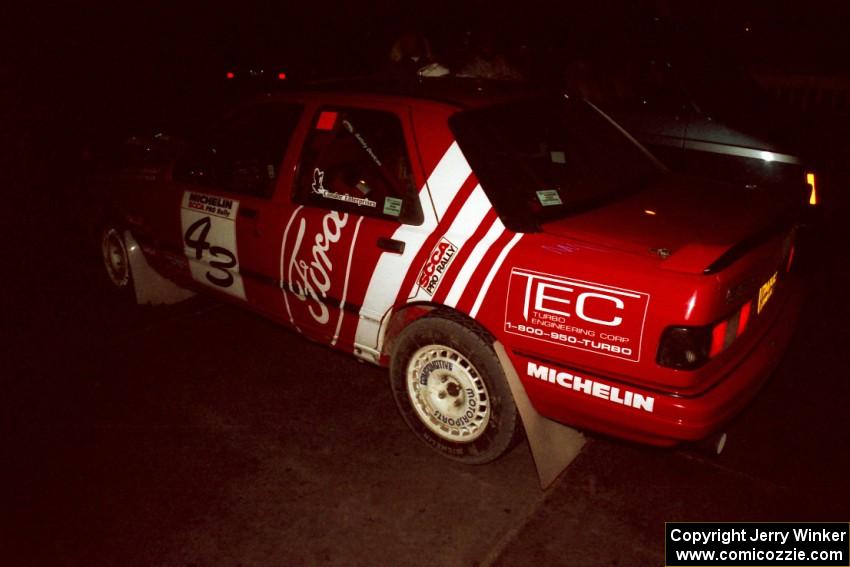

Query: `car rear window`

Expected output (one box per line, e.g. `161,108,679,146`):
449,96,662,231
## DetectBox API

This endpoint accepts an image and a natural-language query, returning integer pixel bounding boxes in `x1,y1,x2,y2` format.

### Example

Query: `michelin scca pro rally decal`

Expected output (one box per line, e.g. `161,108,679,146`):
181,191,246,300
417,238,458,295
504,268,650,362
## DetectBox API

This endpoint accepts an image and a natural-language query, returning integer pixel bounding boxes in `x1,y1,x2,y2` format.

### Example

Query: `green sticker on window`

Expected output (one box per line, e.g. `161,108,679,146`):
383,196,403,216
536,189,563,206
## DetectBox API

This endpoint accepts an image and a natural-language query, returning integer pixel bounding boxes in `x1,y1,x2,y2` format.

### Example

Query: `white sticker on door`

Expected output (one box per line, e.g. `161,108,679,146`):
180,191,246,300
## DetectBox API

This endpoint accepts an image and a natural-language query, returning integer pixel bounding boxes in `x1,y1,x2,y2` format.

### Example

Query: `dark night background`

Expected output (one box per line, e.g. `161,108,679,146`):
2,1,850,566
6,1,850,139
4,1,850,178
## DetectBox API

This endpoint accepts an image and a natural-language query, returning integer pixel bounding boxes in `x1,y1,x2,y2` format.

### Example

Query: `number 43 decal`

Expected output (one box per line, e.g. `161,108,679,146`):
184,217,237,287
180,191,246,300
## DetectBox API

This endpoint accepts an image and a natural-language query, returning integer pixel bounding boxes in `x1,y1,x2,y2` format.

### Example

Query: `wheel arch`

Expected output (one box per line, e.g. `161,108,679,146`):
379,302,497,365
385,300,522,464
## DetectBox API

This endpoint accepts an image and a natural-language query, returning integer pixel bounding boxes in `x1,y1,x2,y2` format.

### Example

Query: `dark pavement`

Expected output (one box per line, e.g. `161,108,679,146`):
3,162,849,566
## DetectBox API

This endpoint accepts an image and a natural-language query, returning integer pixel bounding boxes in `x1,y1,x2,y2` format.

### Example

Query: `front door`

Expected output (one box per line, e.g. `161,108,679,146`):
278,104,432,355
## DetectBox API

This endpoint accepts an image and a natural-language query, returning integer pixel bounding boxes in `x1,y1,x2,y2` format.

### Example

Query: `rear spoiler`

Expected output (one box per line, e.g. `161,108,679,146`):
703,216,797,275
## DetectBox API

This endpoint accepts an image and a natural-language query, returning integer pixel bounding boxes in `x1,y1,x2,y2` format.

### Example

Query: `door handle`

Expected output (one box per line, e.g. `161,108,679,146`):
377,237,405,254
239,207,258,219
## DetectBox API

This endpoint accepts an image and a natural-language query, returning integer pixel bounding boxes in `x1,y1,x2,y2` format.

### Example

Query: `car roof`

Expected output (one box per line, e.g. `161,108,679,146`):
258,75,547,109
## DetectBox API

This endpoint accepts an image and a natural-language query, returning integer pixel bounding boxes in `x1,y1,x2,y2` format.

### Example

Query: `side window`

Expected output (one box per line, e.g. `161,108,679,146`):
293,107,423,225
173,103,303,198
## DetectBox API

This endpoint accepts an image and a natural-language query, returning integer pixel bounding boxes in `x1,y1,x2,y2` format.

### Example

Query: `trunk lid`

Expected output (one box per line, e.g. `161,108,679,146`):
540,175,802,274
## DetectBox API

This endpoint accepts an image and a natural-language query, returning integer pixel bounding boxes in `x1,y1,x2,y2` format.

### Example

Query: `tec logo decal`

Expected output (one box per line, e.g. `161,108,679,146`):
504,268,650,362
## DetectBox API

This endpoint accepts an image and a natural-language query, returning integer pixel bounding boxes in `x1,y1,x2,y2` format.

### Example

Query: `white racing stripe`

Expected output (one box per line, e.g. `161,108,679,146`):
443,217,506,308
406,184,491,301
353,143,472,358
469,233,523,318
280,205,304,333
424,142,472,221
331,216,363,346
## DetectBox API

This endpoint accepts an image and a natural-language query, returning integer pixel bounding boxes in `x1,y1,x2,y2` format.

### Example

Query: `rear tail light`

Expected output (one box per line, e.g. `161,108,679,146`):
658,300,756,369
806,172,817,205
738,301,752,331
708,301,754,357
709,320,728,357
659,230,795,370
657,326,712,369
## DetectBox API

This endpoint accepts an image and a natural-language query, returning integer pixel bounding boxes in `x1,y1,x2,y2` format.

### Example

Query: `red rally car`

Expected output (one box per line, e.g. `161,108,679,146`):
96,81,804,464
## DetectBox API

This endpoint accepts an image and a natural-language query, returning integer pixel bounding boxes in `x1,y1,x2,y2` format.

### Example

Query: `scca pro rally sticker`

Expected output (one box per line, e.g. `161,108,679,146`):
418,238,458,295
504,268,650,362
180,191,246,300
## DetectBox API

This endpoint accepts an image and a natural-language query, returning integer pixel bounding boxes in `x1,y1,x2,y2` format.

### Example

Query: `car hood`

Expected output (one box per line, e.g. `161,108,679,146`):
540,175,802,274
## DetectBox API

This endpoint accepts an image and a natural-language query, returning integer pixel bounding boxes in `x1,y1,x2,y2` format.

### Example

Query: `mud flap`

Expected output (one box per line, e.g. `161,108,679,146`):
494,342,586,489
124,230,195,306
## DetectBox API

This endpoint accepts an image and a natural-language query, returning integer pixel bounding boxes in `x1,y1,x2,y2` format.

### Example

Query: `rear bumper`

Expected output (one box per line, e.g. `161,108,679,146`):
509,278,803,446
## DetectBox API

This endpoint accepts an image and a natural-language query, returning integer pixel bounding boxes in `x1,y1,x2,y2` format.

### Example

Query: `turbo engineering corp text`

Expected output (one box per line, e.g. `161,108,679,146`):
665,522,850,567
504,269,650,362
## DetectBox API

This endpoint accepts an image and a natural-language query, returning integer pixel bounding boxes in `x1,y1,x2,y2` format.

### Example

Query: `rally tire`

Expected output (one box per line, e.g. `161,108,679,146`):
100,225,135,299
390,311,521,464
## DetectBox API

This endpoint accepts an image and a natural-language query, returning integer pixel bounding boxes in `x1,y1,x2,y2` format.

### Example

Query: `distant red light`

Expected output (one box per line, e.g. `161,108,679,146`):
226,71,235,79
278,72,287,80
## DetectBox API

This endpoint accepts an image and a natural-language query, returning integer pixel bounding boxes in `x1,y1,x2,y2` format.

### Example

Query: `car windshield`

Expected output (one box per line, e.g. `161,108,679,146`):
449,96,662,232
